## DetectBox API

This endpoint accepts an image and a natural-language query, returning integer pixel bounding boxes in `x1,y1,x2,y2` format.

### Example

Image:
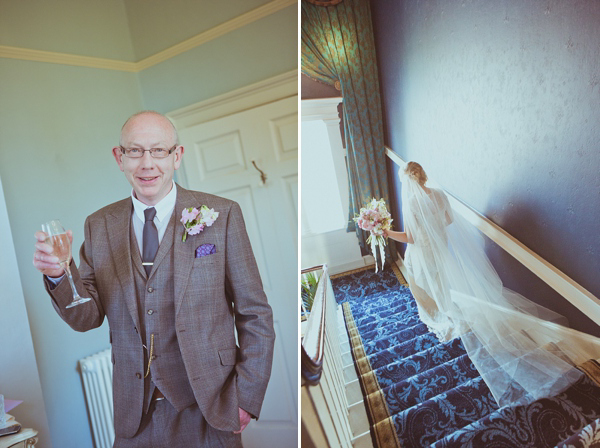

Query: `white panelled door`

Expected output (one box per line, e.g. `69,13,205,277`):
177,96,298,447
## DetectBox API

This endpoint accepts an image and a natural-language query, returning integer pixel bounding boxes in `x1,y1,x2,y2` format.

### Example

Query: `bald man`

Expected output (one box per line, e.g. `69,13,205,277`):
33,111,275,447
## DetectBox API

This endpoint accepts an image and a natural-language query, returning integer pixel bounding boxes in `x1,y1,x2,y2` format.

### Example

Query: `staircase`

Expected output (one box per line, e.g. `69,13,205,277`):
333,264,600,448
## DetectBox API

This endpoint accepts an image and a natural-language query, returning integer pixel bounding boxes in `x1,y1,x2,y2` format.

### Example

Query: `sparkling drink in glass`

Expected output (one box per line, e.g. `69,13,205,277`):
42,219,91,308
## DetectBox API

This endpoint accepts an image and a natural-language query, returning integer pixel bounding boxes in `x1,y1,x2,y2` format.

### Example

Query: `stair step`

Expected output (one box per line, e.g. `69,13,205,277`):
364,333,441,370
364,354,481,424
363,338,466,393
332,269,407,302
357,315,422,342
355,310,420,335
354,303,418,331
431,374,600,448
351,431,375,448
346,379,364,406
376,376,498,447
350,293,414,315
361,323,430,355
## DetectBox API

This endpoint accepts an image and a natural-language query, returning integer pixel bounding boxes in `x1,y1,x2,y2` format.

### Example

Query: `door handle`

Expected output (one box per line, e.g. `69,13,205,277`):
251,160,267,186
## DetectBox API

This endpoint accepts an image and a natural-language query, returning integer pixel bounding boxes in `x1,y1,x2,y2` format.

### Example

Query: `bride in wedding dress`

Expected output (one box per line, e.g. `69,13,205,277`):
385,161,600,408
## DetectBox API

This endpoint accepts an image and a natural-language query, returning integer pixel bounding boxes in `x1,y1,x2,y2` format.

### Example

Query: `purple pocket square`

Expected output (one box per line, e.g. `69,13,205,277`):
196,243,216,258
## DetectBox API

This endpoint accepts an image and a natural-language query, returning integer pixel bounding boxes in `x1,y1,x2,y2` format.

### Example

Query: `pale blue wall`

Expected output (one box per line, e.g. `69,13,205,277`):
0,58,143,447
0,175,50,448
137,6,298,113
372,0,600,337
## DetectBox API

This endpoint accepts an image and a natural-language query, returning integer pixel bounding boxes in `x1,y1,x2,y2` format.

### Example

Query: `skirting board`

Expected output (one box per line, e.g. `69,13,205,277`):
327,256,376,276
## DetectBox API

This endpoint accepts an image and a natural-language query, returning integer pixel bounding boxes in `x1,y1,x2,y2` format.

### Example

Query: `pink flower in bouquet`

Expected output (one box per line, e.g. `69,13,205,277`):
353,198,393,272
187,222,205,235
181,207,199,224
362,219,375,231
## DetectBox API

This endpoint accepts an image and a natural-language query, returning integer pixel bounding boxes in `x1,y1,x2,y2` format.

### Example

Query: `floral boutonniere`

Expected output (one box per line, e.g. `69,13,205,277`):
180,205,219,242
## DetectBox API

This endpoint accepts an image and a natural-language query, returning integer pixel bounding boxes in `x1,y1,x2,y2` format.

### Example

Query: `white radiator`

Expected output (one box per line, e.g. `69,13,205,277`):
79,348,114,448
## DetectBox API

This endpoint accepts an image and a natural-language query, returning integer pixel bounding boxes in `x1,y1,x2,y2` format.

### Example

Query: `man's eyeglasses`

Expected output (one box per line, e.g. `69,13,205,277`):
120,145,177,159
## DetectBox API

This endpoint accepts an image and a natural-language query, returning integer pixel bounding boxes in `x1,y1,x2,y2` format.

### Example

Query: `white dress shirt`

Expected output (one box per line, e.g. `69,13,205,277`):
130,181,177,256
48,182,177,283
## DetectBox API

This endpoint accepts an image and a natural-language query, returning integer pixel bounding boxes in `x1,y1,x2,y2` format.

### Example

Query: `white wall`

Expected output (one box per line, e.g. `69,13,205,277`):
0,175,51,444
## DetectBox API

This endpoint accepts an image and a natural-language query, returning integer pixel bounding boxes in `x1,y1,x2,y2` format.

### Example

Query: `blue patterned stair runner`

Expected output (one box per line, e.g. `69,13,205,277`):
333,265,600,448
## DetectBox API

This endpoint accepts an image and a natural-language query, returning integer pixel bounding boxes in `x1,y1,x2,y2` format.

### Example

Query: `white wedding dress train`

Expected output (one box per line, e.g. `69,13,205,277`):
400,172,600,407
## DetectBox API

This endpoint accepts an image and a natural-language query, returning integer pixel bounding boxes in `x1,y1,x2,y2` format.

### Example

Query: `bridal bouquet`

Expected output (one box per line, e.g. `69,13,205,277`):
354,198,393,272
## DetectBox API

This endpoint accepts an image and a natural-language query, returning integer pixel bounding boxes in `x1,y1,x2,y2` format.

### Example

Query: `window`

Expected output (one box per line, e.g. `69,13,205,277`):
301,119,346,235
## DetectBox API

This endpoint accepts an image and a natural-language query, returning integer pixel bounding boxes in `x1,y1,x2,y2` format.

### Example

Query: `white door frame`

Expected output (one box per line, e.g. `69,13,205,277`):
168,70,297,129
168,70,297,188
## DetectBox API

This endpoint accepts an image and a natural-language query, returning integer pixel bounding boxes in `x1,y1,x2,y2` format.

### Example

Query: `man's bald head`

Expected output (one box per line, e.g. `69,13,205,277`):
120,111,179,147
113,110,184,205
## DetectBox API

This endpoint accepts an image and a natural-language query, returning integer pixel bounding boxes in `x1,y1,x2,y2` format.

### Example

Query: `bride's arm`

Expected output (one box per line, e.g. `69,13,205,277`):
384,229,414,244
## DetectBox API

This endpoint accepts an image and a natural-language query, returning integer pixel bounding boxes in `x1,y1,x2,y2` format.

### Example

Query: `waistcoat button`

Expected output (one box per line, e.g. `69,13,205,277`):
147,309,154,315
136,373,142,379
147,287,154,293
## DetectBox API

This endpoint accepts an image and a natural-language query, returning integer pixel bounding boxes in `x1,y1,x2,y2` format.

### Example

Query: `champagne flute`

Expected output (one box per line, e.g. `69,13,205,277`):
42,219,91,308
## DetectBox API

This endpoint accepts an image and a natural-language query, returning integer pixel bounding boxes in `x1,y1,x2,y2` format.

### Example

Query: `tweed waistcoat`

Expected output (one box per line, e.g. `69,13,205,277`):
129,212,196,413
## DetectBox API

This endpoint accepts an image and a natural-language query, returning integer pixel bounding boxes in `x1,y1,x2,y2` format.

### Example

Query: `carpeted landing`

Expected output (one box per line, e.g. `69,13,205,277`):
332,265,600,448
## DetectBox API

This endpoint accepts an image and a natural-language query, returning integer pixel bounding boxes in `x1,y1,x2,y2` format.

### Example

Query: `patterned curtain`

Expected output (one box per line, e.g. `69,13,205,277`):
301,0,397,259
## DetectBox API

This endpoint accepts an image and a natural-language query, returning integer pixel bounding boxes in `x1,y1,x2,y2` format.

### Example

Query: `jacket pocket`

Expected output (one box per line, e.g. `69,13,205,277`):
218,348,237,366
192,251,224,267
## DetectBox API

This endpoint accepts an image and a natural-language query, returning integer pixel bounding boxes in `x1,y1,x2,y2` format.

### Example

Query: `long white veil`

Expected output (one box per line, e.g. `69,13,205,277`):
400,169,600,407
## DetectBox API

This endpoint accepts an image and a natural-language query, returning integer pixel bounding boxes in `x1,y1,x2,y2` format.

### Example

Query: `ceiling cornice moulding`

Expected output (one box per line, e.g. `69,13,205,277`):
0,45,138,72
0,0,296,72
136,0,297,71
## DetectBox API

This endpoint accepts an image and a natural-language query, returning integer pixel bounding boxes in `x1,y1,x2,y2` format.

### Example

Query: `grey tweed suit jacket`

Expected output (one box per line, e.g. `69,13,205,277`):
45,184,275,438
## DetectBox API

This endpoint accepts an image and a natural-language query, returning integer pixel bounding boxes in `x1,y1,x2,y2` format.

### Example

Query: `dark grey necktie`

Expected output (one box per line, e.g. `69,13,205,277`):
142,207,158,276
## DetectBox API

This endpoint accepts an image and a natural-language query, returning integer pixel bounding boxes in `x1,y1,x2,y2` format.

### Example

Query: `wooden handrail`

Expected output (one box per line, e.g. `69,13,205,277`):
385,147,600,326
301,265,328,385
301,345,323,386
302,265,324,274
300,264,355,447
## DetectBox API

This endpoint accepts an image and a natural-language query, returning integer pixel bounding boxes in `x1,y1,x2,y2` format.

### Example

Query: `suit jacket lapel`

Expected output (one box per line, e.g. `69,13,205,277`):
130,222,146,278
174,185,198,315
106,199,142,332
150,211,176,276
